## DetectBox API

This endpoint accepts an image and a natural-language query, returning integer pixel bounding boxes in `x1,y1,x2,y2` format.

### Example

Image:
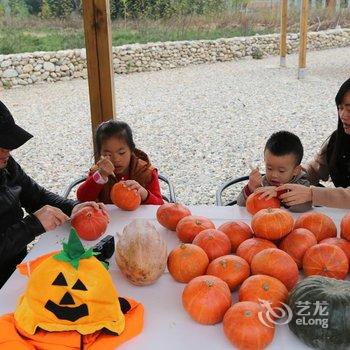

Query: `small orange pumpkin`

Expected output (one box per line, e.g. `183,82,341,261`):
303,243,349,280
167,244,209,283
251,248,299,290
340,212,350,241
251,208,294,240
279,228,317,268
239,274,289,311
236,238,277,264
176,215,215,243
218,221,253,252
320,237,350,262
294,212,337,242
71,207,108,241
192,229,231,261
223,301,275,350
206,255,250,291
182,275,231,325
156,203,191,231
246,192,280,215
110,181,141,211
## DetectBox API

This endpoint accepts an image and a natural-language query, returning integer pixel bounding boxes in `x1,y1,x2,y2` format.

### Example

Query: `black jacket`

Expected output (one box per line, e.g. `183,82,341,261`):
0,157,77,287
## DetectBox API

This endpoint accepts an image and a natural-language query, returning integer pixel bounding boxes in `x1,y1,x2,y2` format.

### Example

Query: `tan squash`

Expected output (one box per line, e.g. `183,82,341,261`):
115,219,167,286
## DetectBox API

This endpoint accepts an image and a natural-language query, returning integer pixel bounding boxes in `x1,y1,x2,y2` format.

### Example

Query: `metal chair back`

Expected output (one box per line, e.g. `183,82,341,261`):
63,174,176,203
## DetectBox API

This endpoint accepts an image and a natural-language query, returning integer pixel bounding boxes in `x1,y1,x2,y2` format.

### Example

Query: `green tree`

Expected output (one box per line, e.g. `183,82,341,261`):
24,0,42,15
46,0,73,18
9,0,29,17
40,0,51,18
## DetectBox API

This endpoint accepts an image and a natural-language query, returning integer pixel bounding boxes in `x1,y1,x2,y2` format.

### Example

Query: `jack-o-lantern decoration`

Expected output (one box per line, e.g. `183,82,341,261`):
0,230,144,350
15,230,130,335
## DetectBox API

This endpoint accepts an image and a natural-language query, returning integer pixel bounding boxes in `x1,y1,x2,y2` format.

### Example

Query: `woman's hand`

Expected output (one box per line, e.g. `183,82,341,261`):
254,186,278,200
276,184,312,206
124,180,148,202
71,202,109,221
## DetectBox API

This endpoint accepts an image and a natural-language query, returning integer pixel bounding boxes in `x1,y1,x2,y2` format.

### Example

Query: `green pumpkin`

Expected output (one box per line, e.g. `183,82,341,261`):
288,276,350,350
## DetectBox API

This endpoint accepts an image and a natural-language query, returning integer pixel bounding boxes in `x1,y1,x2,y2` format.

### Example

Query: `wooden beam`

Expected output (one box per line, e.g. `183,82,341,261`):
279,0,288,67
298,0,309,79
327,0,336,16
82,0,116,158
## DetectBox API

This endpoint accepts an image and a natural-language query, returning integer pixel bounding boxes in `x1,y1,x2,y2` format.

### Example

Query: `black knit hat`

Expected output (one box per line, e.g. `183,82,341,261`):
0,101,32,149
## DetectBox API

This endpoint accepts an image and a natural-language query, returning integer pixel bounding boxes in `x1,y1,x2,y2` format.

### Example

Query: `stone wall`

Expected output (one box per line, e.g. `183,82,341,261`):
0,28,349,88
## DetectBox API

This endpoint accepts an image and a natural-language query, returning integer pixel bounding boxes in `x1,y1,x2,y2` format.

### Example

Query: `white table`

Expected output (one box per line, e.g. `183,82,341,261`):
0,205,348,350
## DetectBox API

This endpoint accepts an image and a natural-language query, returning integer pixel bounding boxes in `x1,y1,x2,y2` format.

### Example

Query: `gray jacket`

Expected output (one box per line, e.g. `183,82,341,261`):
236,171,312,212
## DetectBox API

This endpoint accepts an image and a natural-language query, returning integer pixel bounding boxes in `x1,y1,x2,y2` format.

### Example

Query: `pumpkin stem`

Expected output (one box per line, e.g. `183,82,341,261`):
206,280,215,288
220,260,227,268
53,229,97,269
262,282,270,291
244,310,253,317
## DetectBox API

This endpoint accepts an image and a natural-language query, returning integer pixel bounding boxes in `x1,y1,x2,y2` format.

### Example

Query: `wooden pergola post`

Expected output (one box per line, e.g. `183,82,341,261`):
82,0,116,158
279,0,288,67
298,0,309,79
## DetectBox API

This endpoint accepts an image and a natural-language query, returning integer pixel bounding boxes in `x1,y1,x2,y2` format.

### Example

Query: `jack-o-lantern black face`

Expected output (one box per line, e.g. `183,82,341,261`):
15,257,126,335
45,272,89,322
15,230,126,335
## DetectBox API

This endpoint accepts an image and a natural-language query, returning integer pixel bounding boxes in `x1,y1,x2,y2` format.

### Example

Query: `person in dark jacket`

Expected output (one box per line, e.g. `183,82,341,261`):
0,101,106,288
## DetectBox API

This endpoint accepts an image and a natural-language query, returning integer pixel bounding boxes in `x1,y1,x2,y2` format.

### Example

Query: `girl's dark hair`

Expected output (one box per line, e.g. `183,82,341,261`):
264,130,304,165
328,78,350,170
95,120,135,155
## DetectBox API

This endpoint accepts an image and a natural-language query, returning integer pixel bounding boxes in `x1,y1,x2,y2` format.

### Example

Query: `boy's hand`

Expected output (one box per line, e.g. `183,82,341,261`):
124,180,148,202
255,186,278,200
248,168,262,192
97,155,115,180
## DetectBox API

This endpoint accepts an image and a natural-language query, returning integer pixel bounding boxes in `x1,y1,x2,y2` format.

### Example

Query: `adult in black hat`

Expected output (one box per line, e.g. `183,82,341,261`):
276,77,350,208
0,101,107,287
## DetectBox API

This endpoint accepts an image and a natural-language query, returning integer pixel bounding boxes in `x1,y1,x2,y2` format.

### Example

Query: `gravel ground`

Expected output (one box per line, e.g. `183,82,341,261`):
3,46,350,205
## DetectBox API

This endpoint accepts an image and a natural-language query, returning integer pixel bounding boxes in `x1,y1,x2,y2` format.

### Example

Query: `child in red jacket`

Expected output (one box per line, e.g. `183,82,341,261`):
77,120,164,205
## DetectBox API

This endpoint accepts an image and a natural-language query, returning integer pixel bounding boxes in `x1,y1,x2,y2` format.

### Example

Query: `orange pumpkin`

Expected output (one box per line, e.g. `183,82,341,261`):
176,215,215,243
182,275,231,325
218,221,253,252
156,203,191,231
236,238,277,264
246,192,280,215
294,212,337,242
110,181,141,211
251,248,299,290
71,207,108,241
340,212,350,241
167,244,209,283
223,301,275,350
239,274,288,311
192,229,231,261
303,243,349,280
320,237,350,262
251,208,294,240
279,228,317,268
206,255,250,291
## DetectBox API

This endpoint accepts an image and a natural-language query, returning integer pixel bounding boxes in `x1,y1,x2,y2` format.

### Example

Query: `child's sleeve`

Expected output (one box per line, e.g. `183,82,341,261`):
236,185,251,206
76,171,106,202
143,169,164,205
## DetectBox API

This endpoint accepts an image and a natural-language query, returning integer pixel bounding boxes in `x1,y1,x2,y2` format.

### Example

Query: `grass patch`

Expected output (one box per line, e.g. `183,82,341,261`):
0,8,349,55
